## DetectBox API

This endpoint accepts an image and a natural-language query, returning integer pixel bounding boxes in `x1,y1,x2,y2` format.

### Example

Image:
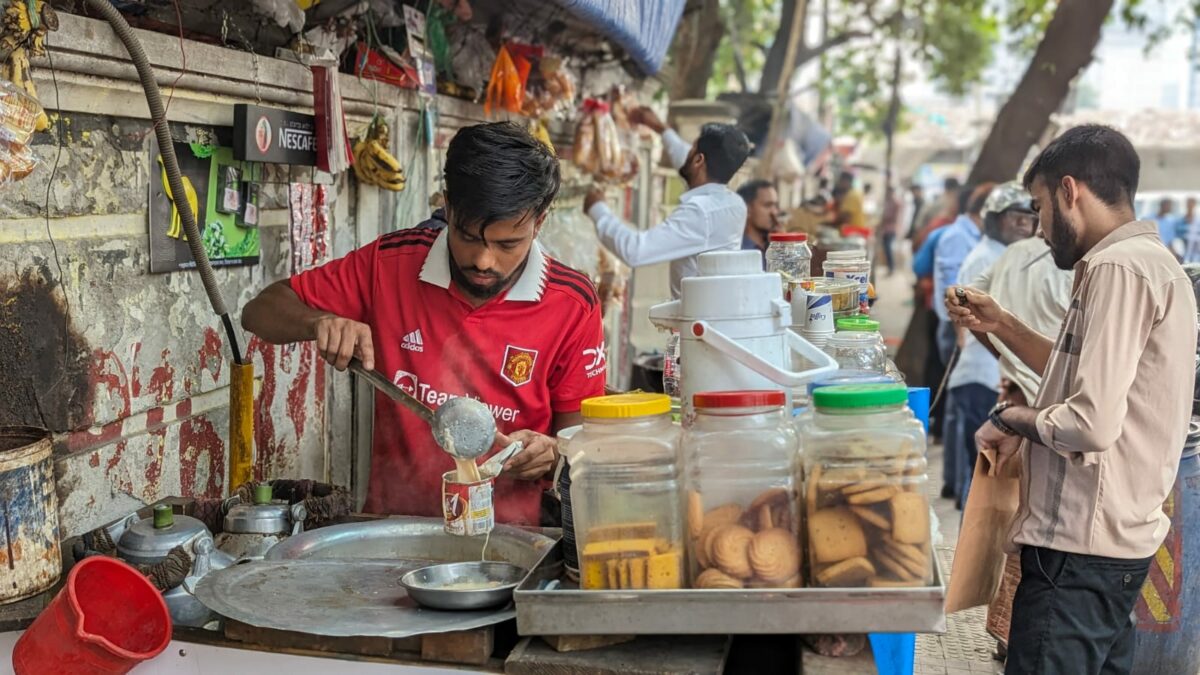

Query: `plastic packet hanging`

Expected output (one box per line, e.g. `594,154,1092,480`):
0,80,42,146
484,45,523,115
573,108,597,174
595,108,621,179
0,138,36,184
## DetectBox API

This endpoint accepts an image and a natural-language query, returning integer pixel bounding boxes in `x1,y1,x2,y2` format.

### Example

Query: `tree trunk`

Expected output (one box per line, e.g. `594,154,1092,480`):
669,0,726,100
883,48,903,189
967,0,1115,184
760,0,798,94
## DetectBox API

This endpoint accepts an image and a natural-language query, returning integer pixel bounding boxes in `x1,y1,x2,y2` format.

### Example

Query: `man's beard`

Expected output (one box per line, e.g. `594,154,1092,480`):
450,254,528,300
1047,199,1084,270
678,163,692,184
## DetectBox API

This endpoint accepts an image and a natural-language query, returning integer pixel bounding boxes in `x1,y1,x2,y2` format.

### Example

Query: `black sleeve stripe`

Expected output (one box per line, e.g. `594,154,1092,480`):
381,228,439,243
379,237,436,251
547,260,592,285
546,276,597,308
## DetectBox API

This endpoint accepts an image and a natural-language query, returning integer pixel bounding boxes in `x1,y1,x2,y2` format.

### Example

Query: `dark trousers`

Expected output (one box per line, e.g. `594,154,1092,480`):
882,233,896,273
1006,547,1152,675
947,382,996,508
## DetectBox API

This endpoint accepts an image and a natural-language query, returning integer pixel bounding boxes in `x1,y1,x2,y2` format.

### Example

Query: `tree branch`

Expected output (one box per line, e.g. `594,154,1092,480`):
799,28,871,64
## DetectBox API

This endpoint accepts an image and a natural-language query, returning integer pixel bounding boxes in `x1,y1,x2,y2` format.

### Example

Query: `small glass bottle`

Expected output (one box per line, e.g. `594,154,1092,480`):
765,233,812,298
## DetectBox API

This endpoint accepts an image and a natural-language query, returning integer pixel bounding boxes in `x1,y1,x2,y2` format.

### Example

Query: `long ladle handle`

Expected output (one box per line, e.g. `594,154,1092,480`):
348,358,435,426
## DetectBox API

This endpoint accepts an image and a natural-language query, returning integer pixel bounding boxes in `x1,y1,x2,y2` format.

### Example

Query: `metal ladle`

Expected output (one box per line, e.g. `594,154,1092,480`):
348,359,497,473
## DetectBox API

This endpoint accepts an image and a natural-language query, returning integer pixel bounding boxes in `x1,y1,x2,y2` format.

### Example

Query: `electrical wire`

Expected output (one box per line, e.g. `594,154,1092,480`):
161,0,188,119
43,41,66,320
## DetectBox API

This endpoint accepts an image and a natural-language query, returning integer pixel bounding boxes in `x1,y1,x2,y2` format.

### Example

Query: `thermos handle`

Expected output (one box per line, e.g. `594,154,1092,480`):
689,321,838,386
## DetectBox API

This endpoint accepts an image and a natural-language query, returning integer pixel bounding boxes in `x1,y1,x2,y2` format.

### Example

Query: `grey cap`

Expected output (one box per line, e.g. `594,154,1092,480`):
982,181,1032,218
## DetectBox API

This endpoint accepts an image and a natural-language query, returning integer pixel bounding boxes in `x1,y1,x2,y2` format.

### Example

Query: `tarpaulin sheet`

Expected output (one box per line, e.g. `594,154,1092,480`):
556,0,686,75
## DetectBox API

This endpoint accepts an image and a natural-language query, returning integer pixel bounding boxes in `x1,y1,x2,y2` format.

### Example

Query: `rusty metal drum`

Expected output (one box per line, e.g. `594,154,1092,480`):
0,426,61,604
1131,419,1200,675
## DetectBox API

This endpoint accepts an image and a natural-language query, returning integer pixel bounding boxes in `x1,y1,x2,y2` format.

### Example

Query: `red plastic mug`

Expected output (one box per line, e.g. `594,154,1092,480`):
13,556,171,674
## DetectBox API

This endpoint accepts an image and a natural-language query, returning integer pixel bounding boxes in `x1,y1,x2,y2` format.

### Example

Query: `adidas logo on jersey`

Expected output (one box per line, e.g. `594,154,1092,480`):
401,329,424,353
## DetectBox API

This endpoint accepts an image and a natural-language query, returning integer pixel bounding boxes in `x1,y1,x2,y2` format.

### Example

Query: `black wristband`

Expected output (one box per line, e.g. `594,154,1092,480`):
988,403,1018,436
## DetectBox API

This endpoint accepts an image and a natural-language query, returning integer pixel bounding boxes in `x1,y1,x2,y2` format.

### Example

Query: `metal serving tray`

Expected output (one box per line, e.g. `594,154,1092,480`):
514,542,946,635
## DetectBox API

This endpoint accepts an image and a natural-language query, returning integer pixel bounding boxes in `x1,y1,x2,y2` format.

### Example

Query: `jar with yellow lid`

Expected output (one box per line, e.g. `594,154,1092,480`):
569,393,684,591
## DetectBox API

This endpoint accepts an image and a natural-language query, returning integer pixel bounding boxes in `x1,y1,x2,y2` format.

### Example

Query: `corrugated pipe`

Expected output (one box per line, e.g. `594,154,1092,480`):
82,0,245,365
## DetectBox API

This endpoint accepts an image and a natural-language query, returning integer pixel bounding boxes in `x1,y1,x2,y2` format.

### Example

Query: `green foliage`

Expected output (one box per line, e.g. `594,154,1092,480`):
711,0,781,91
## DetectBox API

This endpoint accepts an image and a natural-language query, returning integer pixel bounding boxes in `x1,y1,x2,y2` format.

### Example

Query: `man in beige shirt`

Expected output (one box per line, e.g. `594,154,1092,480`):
947,125,1196,675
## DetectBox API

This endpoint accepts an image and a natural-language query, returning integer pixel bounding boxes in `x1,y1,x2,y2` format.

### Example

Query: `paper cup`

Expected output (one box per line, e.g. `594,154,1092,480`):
799,291,835,333
442,470,495,537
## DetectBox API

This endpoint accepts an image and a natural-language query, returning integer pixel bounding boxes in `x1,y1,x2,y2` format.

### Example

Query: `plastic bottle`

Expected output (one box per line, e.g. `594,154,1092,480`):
663,330,681,398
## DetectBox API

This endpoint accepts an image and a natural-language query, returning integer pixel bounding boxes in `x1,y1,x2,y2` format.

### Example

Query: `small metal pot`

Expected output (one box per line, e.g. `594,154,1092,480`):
214,484,305,561
113,505,233,627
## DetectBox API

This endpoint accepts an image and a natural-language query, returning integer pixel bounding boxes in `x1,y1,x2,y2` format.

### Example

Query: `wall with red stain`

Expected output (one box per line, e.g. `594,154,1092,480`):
38,172,357,538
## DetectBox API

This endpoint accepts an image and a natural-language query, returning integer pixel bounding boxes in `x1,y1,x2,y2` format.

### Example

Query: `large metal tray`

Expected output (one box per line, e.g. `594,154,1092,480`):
514,542,946,635
265,516,556,571
195,559,511,638
191,517,558,639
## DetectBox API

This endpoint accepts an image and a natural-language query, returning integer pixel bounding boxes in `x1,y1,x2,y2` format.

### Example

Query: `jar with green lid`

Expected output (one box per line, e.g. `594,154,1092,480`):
802,384,930,589
832,317,903,380
569,393,684,591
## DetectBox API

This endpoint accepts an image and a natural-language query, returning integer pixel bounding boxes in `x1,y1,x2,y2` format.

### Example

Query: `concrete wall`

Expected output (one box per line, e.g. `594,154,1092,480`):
0,13,625,535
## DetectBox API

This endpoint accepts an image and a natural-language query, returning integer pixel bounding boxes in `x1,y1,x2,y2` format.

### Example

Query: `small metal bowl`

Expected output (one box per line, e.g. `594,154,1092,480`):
401,561,527,611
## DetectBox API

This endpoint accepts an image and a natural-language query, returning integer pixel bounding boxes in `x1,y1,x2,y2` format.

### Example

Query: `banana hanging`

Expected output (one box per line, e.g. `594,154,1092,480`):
1,0,57,131
352,118,406,192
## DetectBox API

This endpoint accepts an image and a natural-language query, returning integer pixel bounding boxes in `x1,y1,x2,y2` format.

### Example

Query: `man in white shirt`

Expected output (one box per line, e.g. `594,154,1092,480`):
584,107,751,298
947,182,1036,507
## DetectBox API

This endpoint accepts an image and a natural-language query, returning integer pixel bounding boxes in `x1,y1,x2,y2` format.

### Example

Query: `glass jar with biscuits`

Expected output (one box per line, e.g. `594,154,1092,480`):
801,384,931,589
682,390,802,589
569,393,685,591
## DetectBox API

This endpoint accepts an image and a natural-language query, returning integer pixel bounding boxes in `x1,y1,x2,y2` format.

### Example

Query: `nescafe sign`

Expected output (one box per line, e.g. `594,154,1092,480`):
233,104,317,165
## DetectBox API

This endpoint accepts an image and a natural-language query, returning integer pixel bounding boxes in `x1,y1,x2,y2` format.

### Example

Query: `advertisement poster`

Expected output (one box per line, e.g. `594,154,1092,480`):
149,139,261,273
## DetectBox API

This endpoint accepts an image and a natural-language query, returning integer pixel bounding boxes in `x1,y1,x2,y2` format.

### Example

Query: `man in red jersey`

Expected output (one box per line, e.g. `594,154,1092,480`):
242,122,605,525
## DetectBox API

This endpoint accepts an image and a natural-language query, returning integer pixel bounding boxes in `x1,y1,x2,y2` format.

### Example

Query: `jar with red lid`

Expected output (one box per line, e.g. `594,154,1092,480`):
765,232,811,297
682,390,802,589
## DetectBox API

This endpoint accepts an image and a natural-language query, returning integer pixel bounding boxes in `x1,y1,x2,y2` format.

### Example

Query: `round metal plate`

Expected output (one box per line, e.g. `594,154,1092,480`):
194,560,514,638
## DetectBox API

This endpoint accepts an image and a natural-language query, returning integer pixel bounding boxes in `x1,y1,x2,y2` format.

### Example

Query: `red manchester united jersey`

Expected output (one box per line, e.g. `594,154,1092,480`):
290,224,606,524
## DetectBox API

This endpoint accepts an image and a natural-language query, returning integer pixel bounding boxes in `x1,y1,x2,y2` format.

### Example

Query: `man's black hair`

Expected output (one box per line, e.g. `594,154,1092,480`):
957,184,976,215
737,179,775,205
944,177,961,192
1022,124,1139,209
443,121,560,234
696,123,751,184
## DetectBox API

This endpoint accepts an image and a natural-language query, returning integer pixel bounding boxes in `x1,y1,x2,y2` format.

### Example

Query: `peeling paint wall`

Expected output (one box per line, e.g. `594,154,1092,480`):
0,111,347,537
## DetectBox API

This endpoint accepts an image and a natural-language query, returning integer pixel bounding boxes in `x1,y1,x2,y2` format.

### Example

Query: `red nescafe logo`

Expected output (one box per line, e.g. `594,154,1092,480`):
254,116,272,154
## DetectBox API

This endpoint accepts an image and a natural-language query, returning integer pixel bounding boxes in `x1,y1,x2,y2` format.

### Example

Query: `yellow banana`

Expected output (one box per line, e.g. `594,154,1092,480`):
365,140,401,172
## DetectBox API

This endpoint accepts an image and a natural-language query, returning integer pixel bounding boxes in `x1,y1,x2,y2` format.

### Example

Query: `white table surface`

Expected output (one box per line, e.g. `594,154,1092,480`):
2,631,477,674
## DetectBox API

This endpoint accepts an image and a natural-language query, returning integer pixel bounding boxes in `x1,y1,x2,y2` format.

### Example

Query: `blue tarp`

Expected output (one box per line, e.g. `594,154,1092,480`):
555,0,686,76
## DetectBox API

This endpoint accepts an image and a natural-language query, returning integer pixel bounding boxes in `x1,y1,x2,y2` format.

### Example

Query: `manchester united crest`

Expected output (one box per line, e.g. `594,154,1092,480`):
501,345,538,387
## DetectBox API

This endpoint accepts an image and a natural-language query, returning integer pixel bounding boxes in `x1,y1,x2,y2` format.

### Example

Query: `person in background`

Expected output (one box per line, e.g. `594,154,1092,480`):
878,184,903,275
949,125,1194,675
913,177,962,249
907,183,926,240
945,182,1035,509
1181,197,1200,263
832,172,869,237
910,183,969,442
242,122,605,525
1154,197,1179,252
585,107,751,299
738,179,781,263
931,183,994,499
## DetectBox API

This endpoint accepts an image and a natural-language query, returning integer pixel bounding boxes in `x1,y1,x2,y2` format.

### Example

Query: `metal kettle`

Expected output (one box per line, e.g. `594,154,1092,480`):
112,505,234,627
214,483,305,561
